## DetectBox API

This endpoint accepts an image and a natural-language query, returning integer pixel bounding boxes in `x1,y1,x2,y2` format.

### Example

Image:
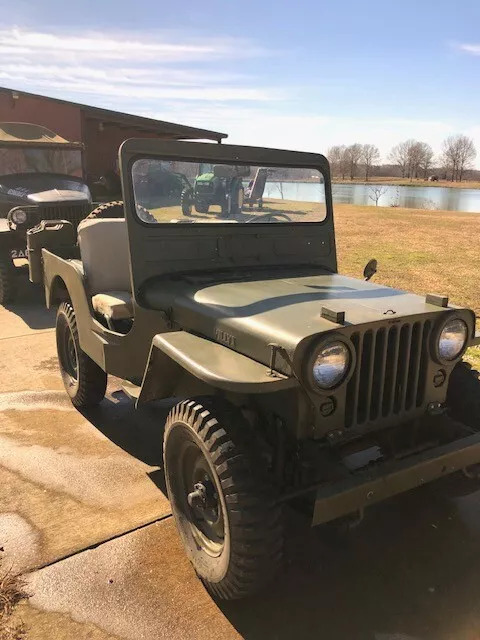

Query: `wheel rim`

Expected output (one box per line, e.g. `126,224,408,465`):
59,322,78,381
169,427,225,557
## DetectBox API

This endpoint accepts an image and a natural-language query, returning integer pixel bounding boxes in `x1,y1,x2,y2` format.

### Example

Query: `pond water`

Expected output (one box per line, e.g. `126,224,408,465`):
263,181,480,213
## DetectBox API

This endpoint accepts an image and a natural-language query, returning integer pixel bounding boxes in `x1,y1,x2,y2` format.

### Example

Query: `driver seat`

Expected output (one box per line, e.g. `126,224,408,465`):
77,218,133,325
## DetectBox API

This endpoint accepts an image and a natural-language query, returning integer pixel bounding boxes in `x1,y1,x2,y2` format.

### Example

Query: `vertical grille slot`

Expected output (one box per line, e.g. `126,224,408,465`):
416,321,432,407
357,330,374,424
370,327,386,421
346,319,431,429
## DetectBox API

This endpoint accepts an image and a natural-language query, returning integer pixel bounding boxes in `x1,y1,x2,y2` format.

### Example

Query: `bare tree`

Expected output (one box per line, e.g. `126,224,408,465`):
417,142,434,179
327,145,349,179
389,140,412,178
327,145,343,177
361,144,380,181
389,139,434,180
441,135,476,182
345,143,363,180
368,186,387,206
457,135,476,181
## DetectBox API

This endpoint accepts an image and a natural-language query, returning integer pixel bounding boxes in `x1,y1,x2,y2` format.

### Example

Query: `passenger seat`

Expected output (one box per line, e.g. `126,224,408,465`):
77,218,133,325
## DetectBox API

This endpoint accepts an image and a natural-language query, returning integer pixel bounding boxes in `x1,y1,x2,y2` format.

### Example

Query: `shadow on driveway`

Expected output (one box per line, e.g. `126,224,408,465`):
218,484,480,640
3,268,55,331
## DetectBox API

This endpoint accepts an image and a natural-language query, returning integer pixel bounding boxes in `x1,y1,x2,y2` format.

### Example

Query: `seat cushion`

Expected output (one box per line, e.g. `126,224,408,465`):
77,218,130,295
92,291,133,320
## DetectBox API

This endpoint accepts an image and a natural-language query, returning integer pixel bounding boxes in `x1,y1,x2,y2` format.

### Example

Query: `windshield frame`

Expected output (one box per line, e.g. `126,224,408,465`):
121,140,333,230
120,139,337,294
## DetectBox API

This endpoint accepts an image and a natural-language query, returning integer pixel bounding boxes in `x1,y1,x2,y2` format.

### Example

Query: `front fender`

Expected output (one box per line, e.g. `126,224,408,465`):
138,331,297,404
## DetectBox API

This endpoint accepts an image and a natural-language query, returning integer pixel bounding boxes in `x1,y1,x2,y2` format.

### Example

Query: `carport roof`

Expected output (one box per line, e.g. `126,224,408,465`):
0,87,228,142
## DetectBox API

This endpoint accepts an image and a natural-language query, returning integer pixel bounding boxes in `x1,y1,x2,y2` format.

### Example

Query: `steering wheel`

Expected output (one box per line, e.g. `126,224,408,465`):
245,212,293,223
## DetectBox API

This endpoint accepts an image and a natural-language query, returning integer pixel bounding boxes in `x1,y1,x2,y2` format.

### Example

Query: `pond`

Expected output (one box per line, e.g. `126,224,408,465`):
263,181,480,213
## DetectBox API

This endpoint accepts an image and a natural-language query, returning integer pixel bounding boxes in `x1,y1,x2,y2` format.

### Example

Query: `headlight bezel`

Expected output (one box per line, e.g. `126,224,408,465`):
305,334,355,392
11,208,28,225
7,207,30,230
432,314,469,364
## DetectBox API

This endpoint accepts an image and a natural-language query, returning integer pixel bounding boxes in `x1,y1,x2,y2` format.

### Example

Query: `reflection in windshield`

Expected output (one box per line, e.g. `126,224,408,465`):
132,159,326,224
0,147,83,177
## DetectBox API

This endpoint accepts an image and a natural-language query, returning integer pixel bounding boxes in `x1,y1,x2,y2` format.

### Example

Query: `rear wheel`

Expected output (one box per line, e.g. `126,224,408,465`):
86,200,125,219
228,181,244,217
194,200,210,214
163,397,283,600
181,189,193,216
86,200,156,223
0,256,16,305
56,302,107,408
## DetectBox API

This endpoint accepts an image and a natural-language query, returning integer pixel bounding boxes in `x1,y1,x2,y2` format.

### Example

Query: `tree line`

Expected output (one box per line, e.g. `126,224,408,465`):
327,135,477,182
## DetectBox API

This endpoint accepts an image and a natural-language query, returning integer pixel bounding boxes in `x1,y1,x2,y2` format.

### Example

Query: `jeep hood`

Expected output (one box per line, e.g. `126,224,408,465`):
144,270,452,364
27,189,89,203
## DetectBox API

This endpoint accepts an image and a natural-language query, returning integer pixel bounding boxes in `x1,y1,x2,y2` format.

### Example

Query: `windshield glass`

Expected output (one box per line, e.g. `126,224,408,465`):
0,147,82,178
131,159,326,224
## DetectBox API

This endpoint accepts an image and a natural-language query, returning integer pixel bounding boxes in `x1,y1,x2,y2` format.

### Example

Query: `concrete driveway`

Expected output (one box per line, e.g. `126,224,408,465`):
2,276,480,639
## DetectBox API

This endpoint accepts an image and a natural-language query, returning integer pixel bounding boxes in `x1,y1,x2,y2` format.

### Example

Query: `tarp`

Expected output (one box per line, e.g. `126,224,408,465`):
0,122,82,147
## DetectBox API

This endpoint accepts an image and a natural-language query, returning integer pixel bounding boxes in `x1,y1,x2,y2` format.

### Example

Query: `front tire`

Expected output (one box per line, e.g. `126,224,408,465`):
181,189,193,216
56,302,107,408
0,256,15,305
163,397,283,600
444,362,480,496
447,361,480,428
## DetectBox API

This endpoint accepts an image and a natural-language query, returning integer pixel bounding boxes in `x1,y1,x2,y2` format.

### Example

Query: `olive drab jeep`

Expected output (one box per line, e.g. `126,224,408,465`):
30,139,480,600
0,122,92,304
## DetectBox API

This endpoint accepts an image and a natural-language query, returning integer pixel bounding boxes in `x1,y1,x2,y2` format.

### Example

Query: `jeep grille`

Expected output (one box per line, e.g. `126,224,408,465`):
345,320,432,428
35,203,92,229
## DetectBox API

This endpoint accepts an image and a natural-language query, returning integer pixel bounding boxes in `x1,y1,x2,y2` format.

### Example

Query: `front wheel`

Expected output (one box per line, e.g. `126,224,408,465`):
447,361,480,428
56,302,107,408
181,189,193,216
0,256,16,305
163,397,283,600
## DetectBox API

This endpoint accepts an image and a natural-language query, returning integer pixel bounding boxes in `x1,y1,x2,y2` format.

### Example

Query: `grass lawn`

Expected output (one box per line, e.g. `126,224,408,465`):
334,203,480,369
333,177,480,189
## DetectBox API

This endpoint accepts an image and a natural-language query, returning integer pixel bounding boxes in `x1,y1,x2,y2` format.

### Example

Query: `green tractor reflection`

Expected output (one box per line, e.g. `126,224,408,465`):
181,163,250,218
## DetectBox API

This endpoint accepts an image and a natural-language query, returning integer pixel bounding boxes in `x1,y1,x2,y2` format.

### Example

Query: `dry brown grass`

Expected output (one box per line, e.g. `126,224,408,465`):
333,177,480,189
335,203,480,369
0,557,30,640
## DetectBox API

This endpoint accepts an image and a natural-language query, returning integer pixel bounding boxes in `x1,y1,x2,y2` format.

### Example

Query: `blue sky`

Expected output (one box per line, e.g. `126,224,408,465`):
1,0,479,165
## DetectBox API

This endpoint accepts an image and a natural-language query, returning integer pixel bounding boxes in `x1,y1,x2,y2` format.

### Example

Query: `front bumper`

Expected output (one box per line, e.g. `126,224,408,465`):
312,430,480,525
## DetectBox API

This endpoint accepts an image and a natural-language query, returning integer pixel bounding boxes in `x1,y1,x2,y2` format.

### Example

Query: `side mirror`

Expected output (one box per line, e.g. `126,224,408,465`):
363,258,377,281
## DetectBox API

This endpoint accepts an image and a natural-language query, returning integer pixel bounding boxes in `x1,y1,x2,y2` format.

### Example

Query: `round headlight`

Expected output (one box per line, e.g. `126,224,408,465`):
438,318,468,361
11,209,27,225
312,341,350,389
